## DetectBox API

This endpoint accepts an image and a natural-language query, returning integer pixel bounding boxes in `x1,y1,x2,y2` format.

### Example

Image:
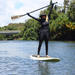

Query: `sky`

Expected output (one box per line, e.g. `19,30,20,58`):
0,0,64,27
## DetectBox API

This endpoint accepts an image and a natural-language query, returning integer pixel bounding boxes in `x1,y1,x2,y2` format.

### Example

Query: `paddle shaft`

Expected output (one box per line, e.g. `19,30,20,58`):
11,2,57,19
19,2,57,16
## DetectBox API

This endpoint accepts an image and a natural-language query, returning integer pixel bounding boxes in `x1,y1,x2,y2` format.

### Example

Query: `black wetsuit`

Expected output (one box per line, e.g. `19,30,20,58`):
27,4,54,55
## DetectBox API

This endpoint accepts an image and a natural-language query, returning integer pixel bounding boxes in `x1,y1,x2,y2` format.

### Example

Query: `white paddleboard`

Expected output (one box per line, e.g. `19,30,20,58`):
30,55,60,61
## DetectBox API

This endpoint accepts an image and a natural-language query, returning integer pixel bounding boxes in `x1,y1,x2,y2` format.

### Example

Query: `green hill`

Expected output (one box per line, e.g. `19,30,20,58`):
1,23,25,31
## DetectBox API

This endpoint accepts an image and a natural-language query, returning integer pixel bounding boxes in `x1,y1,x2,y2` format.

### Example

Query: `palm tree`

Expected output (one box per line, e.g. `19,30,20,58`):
64,0,69,13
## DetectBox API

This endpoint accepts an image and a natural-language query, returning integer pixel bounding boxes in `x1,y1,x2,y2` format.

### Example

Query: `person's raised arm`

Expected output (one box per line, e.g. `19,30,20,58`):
27,13,40,22
48,4,54,22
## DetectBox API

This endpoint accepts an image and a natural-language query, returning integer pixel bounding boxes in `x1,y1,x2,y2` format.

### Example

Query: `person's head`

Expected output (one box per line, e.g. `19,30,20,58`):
40,14,46,21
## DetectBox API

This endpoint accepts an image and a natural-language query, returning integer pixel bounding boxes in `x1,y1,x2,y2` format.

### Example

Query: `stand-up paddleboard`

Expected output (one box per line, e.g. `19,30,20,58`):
30,55,60,61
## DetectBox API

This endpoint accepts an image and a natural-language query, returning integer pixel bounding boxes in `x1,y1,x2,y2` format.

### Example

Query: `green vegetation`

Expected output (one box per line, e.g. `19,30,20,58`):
0,35,6,40
22,19,40,40
67,1,75,22
0,0,75,40
2,23,25,30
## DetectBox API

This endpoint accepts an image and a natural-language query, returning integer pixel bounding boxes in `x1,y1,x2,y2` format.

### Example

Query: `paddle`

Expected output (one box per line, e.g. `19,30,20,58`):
11,2,57,20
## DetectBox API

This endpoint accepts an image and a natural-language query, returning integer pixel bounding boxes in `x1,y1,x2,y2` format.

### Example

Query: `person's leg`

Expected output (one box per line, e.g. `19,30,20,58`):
45,39,48,55
37,29,44,57
44,30,50,57
37,40,43,56
45,40,50,57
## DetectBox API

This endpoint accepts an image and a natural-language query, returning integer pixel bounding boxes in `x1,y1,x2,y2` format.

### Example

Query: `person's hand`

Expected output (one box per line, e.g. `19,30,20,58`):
52,2,57,6
52,3,54,5
27,13,30,16
52,3,54,6
51,3,54,8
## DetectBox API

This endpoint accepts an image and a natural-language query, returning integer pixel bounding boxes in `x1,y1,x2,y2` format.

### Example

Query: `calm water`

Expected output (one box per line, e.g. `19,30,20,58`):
0,41,75,75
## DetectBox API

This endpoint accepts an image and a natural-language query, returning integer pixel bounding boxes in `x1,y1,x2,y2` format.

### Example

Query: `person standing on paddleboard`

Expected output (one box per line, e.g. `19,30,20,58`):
27,3,54,57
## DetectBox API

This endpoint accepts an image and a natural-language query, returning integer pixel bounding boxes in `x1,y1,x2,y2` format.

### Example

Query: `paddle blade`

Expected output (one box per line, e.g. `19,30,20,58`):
11,15,25,20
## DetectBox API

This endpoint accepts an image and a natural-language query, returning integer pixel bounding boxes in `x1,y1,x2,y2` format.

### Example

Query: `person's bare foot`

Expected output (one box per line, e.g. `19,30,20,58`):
37,55,40,58
46,55,50,58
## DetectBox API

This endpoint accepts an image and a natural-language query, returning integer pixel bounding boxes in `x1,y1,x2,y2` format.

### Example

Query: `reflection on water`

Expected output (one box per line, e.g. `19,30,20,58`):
0,41,75,75
37,62,50,75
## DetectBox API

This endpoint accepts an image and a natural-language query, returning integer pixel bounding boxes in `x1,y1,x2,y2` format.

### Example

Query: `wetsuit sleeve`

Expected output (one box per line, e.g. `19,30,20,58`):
48,4,54,22
27,13,40,22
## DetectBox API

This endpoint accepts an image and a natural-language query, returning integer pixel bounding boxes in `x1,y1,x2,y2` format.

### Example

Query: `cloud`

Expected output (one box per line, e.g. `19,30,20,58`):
0,0,64,27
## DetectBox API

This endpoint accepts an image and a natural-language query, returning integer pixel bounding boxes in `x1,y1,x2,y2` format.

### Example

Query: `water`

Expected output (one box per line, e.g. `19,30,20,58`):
0,41,75,75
